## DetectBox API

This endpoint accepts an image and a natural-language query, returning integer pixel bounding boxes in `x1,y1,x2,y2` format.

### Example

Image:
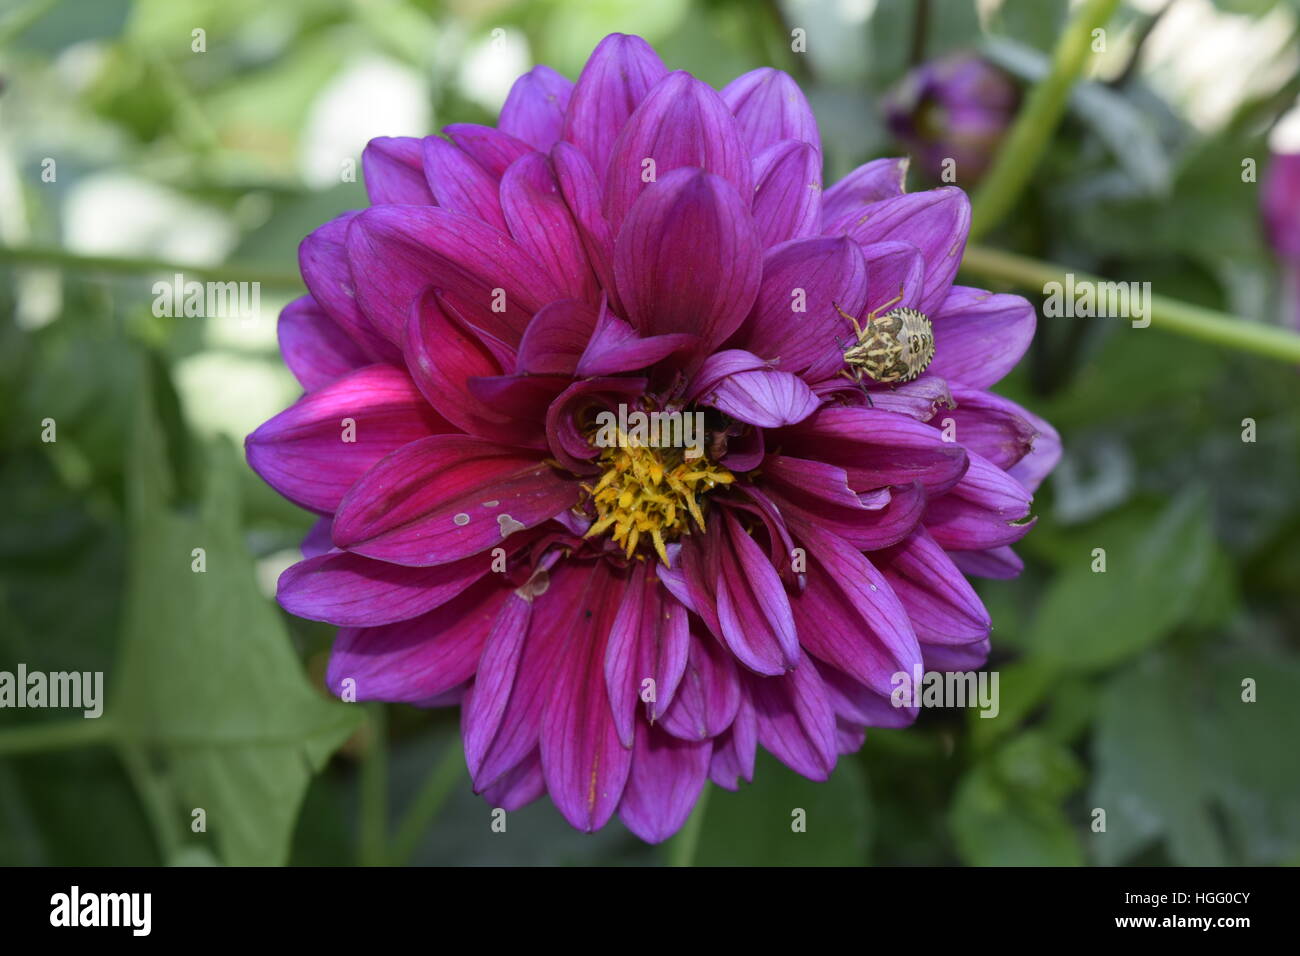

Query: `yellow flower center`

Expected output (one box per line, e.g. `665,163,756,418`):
581,434,734,566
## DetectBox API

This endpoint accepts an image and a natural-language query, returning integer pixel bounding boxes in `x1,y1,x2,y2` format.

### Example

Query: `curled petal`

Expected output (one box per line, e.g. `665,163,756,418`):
516,298,599,376
687,349,820,427
575,305,698,377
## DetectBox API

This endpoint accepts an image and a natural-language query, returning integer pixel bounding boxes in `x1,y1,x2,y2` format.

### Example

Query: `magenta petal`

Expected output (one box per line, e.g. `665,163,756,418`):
821,156,909,230
687,349,820,427
818,661,917,729
245,364,446,514
924,450,1033,551
711,509,799,675
734,236,868,380
575,306,698,377
605,562,690,747
945,383,1037,470
278,295,370,391
951,545,1024,580
752,139,822,249
721,67,821,155
618,721,711,843
551,142,621,313
462,593,534,781
499,64,573,151
761,457,924,551
922,636,991,671
839,187,971,315
747,649,838,781
540,562,633,832
562,33,668,186
299,212,400,362
545,377,646,474
500,152,600,305
301,516,334,558
479,748,546,811
659,632,742,741
361,136,436,205
278,548,497,626
858,239,927,316
614,168,763,356
777,405,968,495
604,71,753,231
928,285,1036,389
331,435,576,566
516,298,599,375
707,688,756,789
880,528,991,645
785,520,922,697
443,123,533,178
346,204,565,348
422,136,508,230
325,577,511,703
867,376,954,421
1008,404,1061,493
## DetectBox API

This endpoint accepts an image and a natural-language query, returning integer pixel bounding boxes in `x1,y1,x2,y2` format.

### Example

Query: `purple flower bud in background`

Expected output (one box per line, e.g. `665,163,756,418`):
883,53,1019,185
1261,152,1300,330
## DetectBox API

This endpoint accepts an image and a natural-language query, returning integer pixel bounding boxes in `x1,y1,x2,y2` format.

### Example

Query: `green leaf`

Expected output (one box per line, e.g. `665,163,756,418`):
695,752,871,866
950,733,1084,866
1091,646,1300,865
114,378,361,865
1028,489,1214,671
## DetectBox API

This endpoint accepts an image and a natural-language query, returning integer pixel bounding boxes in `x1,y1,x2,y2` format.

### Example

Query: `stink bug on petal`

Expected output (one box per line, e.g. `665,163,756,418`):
835,291,935,385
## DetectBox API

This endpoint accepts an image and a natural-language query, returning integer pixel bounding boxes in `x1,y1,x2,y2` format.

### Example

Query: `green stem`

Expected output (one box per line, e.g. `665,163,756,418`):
387,742,464,866
969,0,1121,239
0,717,116,756
961,245,1300,364
0,244,304,289
358,703,389,867
666,783,711,867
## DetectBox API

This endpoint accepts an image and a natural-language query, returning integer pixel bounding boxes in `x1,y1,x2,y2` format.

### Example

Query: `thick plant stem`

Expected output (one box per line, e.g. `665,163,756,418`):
0,244,304,289
969,0,1122,239
666,784,711,867
961,245,1300,364
0,717,116,756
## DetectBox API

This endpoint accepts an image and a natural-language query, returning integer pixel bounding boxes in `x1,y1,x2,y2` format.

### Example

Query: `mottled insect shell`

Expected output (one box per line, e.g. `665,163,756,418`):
843,307,935,384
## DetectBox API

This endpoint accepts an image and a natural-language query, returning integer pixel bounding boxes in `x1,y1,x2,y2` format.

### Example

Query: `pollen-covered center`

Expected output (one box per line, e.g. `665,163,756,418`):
581,434,733,566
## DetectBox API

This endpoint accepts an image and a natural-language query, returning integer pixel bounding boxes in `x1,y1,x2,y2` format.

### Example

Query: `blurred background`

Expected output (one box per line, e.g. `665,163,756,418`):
1,0,1297,866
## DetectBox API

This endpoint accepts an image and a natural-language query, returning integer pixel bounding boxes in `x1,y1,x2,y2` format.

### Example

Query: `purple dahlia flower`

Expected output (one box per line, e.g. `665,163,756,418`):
883,53,1019,184
247,33,1060,842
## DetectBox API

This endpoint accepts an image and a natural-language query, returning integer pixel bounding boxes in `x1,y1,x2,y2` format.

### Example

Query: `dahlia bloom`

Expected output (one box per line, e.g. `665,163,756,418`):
247,33,1059,842
883,53,1019,184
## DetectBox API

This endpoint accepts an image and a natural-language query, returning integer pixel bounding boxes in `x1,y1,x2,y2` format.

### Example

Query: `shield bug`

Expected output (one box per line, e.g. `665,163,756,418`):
835,292,935,385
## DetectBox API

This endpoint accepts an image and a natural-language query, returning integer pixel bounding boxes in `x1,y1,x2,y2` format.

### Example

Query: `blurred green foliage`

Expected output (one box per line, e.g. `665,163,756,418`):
0,0,1298,866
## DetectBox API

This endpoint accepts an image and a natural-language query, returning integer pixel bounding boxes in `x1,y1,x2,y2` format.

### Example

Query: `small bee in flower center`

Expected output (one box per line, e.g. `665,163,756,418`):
835,292,935,385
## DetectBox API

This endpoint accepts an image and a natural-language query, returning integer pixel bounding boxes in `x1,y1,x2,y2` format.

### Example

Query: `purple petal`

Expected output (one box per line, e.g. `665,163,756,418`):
1008,404,1061,493
750,140,824,249
245,364,446,514
614,168,762,356
575,304,698,377
500,152,600,304
928,285,1036,389
299,212,401,362
422,136,508,230
951,545,1023,580
551,142,621,313
443,123,533,178
278,295,370,391
721,67,821,155
500,64,573,151
761,457,925,551
462,593,534,781
562,33,667,184
944,383,1037,469
924,450,1034,551
838,187,971,315
346,204,565,348
618,721,711,843
879,528,991,645
707,689,756,789
361,136,435,205
747,649,838,780
687,349,820,427
325,577,512,703
821,157,909,230
659,632,742,741
516,298,599,375
866,376,955,421
478,748,546,811
331,435,576,566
